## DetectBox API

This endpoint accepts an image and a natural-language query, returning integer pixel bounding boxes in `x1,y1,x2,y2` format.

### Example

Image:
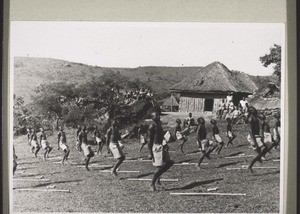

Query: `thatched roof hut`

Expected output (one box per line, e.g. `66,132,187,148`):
170,61,257,113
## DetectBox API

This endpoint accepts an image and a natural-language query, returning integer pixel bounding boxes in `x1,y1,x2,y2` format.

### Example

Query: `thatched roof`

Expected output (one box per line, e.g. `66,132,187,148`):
161,95,179,107
170,61,257,94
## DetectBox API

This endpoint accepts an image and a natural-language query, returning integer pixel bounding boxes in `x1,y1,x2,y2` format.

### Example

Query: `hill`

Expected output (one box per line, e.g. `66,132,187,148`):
13,57,201,103
14,57,278,105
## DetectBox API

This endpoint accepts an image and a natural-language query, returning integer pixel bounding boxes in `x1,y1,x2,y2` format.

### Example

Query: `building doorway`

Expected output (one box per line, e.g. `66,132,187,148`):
204,99,214,111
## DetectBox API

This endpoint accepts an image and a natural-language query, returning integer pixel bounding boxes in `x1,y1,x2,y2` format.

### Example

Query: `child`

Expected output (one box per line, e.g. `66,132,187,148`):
175,119,188,154
93,125,105,154
106,120,125,177
196,117,218,169
79,125,95,171
26,128,31,146
210,119,224,154
225,118,236,147
13,145,18,175
75,125,82,151
248,113,280,173
148,112,174,191
273,113,281,150
30,128,40,157
57,127,70,165
39,128,53,161
138,125,149,153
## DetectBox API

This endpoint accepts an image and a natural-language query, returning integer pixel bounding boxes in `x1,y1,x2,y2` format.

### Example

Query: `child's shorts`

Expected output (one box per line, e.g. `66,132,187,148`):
214,134,223,143
247,134,264,149
59,141,68,151
95,137,101,144
109,142,124,159
176,131,185,140
227,131,233,138
31,140,39,148
41,140,49,149
199,139,215,151
140,135,147,144
81,143,94,157
263,132,273,143
152,144,170,167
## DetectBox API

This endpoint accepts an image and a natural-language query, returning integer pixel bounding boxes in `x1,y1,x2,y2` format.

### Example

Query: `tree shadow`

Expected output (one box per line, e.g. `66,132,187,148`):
166,178,223,191
217,161,243,168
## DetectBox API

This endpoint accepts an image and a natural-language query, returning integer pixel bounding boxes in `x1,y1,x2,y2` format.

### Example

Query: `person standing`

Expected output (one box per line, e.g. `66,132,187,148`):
148,112,174,191
57,127,70,165
106,120,125,177
30,128,40,157
78,125,95,171
39,128,53,161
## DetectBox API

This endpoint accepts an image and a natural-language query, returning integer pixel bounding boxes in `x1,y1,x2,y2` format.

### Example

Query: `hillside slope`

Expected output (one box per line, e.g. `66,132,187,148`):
14,57,278,104
14,57,201,103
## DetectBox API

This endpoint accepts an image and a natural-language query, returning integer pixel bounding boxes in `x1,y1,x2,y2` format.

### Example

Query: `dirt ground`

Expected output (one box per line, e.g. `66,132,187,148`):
12,115,281,213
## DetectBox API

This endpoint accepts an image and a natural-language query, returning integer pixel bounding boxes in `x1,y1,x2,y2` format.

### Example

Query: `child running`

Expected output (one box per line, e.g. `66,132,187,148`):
57,127,70,165
138,124,149,153
78,125,95,171
148,112,174,191
248,113,280,173
30,128,40,157
75,125,82,152
39,128,53,161
175,119,188,154
210,119,224,154
106,120,125,177
196,117,218,169
225,118,236,147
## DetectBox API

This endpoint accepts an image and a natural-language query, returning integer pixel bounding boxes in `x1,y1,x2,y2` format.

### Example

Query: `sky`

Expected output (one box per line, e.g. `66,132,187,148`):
11,22,285,76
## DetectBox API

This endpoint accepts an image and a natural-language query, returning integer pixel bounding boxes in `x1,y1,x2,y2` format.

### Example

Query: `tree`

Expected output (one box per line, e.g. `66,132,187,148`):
260,44,281,81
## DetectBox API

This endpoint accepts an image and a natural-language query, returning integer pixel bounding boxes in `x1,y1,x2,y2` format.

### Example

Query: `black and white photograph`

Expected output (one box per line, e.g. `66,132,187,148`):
10,22,285,213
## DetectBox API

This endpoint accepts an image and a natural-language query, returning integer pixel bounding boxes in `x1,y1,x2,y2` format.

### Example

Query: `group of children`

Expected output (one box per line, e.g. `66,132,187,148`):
15,105,280,190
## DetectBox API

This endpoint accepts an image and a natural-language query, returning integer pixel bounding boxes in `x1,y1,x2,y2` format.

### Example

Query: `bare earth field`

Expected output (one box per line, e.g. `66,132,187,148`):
13,115,280,213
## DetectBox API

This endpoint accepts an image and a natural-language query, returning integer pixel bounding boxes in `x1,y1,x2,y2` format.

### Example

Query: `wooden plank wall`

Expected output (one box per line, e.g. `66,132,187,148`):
179,96,224,113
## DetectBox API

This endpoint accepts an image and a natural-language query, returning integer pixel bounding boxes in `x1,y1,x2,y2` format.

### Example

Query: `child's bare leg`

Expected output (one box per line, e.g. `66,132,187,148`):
140,142,147,153
85,156,91,171
43,150,47,161
112,156,125,177
216,142,224,154
34,147,40,157
180,138,187,154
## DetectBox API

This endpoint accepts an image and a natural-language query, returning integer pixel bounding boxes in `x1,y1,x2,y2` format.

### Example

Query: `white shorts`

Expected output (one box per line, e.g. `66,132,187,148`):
59,141,68,151
152,144,170,167
81,143,94,157
109,143,124,159
41,140,49,149
214,134,223,143
247,134,264,149
31,140,39,148
140,135,147,144
176,131,184,140
95,137,101,144
264,132,273,143
199,139,216,151
227,131,233,138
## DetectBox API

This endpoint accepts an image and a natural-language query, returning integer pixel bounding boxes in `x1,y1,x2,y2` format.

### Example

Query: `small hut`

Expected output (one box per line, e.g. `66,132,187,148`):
170,61,257,113
161,95,179,112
